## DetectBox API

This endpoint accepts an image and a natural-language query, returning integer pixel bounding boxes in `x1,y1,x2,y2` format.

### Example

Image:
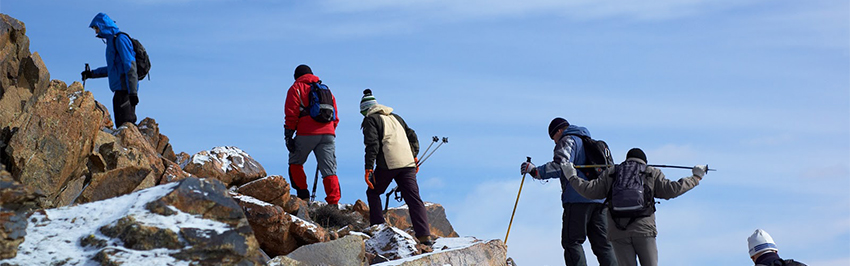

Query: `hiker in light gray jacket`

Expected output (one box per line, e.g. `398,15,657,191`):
564,148,707,266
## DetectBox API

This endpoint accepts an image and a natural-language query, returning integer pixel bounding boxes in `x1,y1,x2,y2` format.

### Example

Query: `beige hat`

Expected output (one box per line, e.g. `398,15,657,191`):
748,229,779,257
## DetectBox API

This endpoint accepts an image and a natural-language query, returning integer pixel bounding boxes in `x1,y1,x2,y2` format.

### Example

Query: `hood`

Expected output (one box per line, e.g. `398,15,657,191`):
365,104,393,116
562,124,590,138
89,13,119,38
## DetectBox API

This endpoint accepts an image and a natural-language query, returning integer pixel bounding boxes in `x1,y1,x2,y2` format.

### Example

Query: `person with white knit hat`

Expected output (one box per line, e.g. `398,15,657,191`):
748,229,807,266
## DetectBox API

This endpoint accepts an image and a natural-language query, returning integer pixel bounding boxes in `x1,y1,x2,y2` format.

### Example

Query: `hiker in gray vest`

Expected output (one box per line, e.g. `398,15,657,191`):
565,148,707,266
359,89,432,248
748,229,807,266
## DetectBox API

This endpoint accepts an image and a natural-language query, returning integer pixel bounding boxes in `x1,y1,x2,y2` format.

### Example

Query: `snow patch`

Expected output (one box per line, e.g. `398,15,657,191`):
190,146,252,172
230,193,273,207
0,182,233,265
373,237,483,266
291,215,319,233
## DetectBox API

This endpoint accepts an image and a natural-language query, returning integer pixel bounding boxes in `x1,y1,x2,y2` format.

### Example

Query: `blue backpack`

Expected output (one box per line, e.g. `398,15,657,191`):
607,160,655,230
299,81,335,123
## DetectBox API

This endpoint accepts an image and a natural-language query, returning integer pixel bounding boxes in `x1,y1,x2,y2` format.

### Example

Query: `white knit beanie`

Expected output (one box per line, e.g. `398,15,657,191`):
748,229,779,257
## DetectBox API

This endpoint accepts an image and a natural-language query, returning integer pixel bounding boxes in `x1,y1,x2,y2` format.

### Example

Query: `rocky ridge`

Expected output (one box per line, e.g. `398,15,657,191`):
0,13,509,265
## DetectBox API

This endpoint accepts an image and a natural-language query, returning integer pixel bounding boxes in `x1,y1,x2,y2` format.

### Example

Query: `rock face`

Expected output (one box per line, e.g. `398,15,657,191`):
385,203,460,238
183,146,266,187
5,80,104,208
237,175,290,207
0,178,267,265
0,14,50,128
283,235,368,266
0,170,38,259
373,238,508,266
137,117,177,162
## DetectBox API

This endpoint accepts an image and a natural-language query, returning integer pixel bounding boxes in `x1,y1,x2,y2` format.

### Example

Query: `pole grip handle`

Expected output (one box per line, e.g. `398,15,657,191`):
526,157,531,163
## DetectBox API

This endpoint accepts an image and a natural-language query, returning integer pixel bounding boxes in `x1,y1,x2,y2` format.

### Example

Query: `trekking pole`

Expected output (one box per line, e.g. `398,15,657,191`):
310,166,319,202
418,137,448,167
420,136,438,159
505,156,531,245
648,164,716,171
384,185,397,211
574,164,716,172
83,63,90,88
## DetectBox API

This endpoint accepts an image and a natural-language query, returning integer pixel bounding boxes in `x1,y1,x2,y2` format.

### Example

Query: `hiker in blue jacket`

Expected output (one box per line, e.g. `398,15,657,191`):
81,12,139,127
520,117,617,266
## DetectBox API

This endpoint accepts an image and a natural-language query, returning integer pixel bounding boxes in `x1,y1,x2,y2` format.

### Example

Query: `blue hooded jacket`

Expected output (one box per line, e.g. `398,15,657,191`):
536,125,605,204
89,13,138,94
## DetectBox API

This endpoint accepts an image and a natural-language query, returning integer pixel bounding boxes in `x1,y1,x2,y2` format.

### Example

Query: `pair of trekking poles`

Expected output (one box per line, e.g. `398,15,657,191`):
504,158,715,245
382,136,448,211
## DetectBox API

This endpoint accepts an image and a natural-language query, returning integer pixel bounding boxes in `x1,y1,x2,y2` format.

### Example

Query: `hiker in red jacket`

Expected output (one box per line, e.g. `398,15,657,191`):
283,64,340,205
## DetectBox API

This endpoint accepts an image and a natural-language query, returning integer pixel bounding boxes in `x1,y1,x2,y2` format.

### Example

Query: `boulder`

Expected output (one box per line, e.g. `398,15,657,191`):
364,224,420,262
0,170,37,259
183,146,266,187
373,238,508,266
237,175,290,207
160,157,191,184
283,235,368,266
289,212,329,246
283,195,310,219
5,80,104,208
353,199,370,221
76,125,166,204
137,117,177,162
385,202,459,238
231,192,298,256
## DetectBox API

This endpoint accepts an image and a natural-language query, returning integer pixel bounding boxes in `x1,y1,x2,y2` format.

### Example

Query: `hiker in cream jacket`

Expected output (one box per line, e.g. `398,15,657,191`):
359,89,431,245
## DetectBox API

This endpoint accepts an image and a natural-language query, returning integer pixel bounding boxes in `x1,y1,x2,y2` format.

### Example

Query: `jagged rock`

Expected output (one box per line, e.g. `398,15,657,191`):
99,216,182,250
385,202,459,238
289,212,329,245
115,124,165,190
283,195,310,219
282,235,368,266
237,175,290,207
364,224,420,262
231,192,298,256
373,238,508,266
137,117,177,162
0,170,37,259
160,157,191,184
0,14,48,128
0,177,266,265
182,146,266,187
75,126,168,204
353,199,370,221
94,101,112,129
5,80,104,208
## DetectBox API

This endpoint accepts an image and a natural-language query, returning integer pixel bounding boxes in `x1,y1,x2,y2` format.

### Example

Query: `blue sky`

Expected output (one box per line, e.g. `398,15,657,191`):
3,0,848,265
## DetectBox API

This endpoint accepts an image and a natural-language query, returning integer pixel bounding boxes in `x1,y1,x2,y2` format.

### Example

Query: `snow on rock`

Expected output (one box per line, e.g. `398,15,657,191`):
0,178,266,265
373,237,508,266
365,224,420,261
182,146,267,187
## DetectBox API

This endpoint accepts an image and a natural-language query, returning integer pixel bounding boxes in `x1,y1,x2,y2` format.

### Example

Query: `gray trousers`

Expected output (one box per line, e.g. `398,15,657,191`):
610,236,658,266
288,134,337,177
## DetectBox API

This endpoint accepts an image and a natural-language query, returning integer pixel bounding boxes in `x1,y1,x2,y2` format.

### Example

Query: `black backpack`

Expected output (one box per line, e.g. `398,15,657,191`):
299,81,336,123
606,160,655,230
570,135,615,180
114,32,151,80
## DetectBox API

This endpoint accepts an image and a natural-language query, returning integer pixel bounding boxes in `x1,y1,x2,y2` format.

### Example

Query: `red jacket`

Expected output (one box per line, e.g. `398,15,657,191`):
284,74,339,135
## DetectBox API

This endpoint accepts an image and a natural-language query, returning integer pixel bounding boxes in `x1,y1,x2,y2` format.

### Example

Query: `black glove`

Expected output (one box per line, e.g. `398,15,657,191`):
129,94,139,106
81,70,93,81
284,129,296,153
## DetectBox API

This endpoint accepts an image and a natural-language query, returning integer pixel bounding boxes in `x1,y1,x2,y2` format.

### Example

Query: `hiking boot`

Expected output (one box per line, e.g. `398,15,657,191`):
416,235,433,246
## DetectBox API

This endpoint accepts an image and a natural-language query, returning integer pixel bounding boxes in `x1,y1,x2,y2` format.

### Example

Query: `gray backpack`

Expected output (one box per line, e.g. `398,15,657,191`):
606,160,655,230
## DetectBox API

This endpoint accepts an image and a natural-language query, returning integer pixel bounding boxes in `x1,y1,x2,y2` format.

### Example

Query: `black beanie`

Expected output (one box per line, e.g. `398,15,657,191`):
626,148,647,163
294,64,312,80
548,117,570,139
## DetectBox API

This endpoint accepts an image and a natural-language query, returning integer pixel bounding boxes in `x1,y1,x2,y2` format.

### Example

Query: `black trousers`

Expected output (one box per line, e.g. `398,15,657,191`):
112,90,137,126
366,167,430,238
562,203,617,266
